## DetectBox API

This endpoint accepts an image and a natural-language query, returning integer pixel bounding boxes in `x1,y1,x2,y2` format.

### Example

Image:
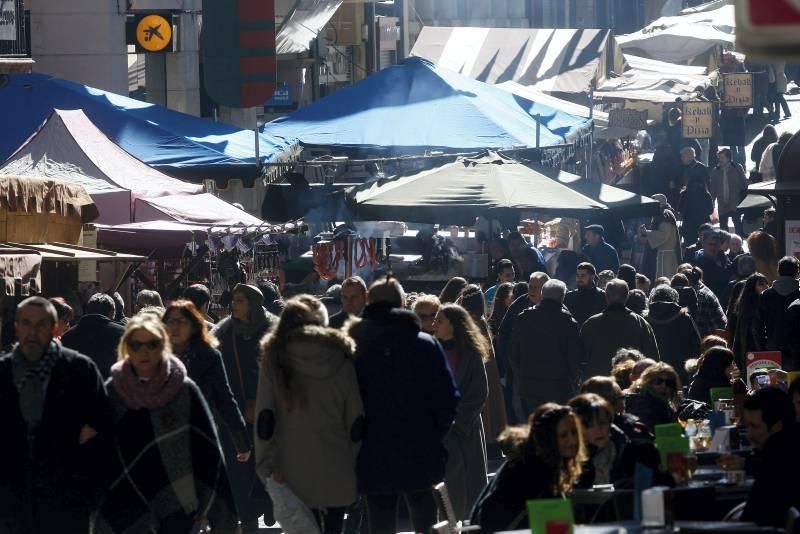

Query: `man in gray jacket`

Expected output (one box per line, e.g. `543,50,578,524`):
710,148,747,236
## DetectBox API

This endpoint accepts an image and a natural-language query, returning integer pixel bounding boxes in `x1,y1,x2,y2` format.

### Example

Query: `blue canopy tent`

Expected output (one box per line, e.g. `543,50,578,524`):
0,73,298,182
262,57,592,157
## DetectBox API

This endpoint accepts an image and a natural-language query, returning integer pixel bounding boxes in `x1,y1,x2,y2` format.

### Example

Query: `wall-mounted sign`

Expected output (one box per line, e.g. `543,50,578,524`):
735,0,800,57
723,73,753,108
135,14,173,52
608,108,648,131
682,101,714,139
786,219,800,259
0,0,16,41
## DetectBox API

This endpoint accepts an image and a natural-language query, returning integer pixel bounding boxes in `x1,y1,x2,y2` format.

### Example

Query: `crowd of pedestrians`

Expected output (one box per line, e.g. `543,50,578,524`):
2,215,800,534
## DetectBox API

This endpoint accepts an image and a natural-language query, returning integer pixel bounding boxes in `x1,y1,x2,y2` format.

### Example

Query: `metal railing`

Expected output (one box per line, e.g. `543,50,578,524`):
0,0,29,57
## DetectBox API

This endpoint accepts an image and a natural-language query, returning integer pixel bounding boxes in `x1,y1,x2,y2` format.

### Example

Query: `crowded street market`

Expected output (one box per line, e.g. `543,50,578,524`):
1,0,800,533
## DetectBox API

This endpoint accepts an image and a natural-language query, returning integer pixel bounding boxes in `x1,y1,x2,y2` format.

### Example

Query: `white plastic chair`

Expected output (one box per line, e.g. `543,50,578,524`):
433,482,481,533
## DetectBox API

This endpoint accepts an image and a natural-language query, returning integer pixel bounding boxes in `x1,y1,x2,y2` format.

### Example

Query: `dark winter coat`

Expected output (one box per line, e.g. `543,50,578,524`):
681,160,710,189
177,342,250,454
785,299,800,371
496,294,535,378
470,454,560,533
0,344,110,534
757,277,800,360
565,286,607,326
582,241,620,274
646,301,701,384
581,304,661,379
741,423,800,528
679,186,714,243
624,392,677,433
576,424,628,488
61,314,124,379
94,378,238,533
349,302,459,494
328,310,351,330
687,372,731,405
441,339,488,519
510,300,581,404
693,251,733,304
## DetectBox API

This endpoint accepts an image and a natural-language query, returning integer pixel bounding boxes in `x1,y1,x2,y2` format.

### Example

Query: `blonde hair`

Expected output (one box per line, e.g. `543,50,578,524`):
636,362,681,403
412,293,441,312
118,314,171,361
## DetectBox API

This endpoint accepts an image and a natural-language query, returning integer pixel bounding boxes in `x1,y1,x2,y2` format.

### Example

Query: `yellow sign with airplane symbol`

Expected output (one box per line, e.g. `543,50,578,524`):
136,14,172,52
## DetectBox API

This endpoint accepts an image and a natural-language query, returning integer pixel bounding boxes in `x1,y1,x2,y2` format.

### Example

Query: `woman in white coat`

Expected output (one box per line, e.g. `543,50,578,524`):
640,194,681,279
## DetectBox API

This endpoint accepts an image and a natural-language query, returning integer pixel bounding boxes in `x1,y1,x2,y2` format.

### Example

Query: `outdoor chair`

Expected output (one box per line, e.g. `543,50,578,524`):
433,482,481,533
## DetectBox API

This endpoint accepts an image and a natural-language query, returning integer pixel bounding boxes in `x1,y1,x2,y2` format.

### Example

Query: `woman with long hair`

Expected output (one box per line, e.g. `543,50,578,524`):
733,273,769,368
439,277,468,304
458,285,508,455
488,282,515,338
255,297,363,534
688,347,737,404
625,362,681,432
94,315,238,533
433,303,490,520
470,403,585,532
163,300,251,463
211,284,277,531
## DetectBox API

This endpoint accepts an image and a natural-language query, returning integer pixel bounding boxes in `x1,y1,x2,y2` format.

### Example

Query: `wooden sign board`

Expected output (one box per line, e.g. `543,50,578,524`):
682,101,714,139
723,73,754,108
608,108,648,131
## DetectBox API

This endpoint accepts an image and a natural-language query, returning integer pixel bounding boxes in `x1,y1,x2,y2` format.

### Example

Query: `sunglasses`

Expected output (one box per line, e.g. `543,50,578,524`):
653,377,677,388
128,339,161,352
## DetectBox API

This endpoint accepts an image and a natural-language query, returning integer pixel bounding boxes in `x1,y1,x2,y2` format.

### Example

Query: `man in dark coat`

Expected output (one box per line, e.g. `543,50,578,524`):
582,225,620,274
496,272,550,423
683,223,714,263
565,262,607,326
0,297,110,534
678,264,728,336
511,279,581,414
740,388,800,527
581,280,661,379
508,231,546,280
692,229,733,304
757,256,800,360
679,147,710,190
349,277,458,534
328,276,367,329
646,285,701,384
61,292,124,379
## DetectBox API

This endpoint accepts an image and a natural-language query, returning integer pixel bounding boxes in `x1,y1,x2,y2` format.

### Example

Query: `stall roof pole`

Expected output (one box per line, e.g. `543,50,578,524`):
254,128,261,170
535,115,541,149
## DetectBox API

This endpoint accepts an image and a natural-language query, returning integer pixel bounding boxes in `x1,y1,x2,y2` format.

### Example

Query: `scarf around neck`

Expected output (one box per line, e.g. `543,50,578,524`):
13,340,60,393
110,354,187,410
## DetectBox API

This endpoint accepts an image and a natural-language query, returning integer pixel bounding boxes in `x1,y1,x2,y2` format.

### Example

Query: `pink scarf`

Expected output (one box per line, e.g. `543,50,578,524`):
110,354,187,410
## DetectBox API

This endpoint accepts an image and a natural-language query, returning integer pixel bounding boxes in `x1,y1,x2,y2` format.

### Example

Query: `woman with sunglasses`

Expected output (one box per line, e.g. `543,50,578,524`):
470,403,586,532
94,314,238,533
163,300,251,464
625,362,681,433
433,303,489,520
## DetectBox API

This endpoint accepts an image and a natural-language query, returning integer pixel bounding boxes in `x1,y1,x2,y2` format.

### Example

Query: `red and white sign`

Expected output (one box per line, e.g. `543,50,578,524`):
737,0,800,55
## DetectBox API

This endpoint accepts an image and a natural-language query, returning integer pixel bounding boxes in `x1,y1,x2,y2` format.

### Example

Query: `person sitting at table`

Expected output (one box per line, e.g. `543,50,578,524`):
581,376,654,442
469,403,585,533
790,379,800,423
740,387,800,528
624,363,681,433
569,394,628,487
687,347,736,404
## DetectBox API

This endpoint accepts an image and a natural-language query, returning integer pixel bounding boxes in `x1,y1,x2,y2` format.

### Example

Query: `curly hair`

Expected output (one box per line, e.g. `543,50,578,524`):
636,362,681,404
438,304,491,363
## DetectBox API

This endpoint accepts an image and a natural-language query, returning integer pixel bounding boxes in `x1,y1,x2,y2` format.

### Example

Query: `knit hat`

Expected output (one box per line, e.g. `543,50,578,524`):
233,283,264,311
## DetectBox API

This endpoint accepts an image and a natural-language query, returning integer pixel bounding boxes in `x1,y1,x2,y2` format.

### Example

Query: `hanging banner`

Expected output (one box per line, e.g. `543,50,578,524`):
786,220,800,259
0,0,16,41
203,0,277,108
682,101,714,139
722,73,754,108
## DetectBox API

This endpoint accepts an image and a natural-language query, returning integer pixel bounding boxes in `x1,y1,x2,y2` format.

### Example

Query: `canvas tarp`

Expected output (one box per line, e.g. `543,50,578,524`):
616,3,734,64
0,73,298,181
0,249,42,296
349,152,606,225
0,109,202,225
595,70,712,104
263,57,593,155
409,27,626,96
134,193,264,226
276,0,343,54
0,175,99,222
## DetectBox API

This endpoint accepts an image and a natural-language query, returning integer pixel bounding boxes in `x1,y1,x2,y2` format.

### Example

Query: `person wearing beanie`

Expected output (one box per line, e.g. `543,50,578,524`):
211,284,278,531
